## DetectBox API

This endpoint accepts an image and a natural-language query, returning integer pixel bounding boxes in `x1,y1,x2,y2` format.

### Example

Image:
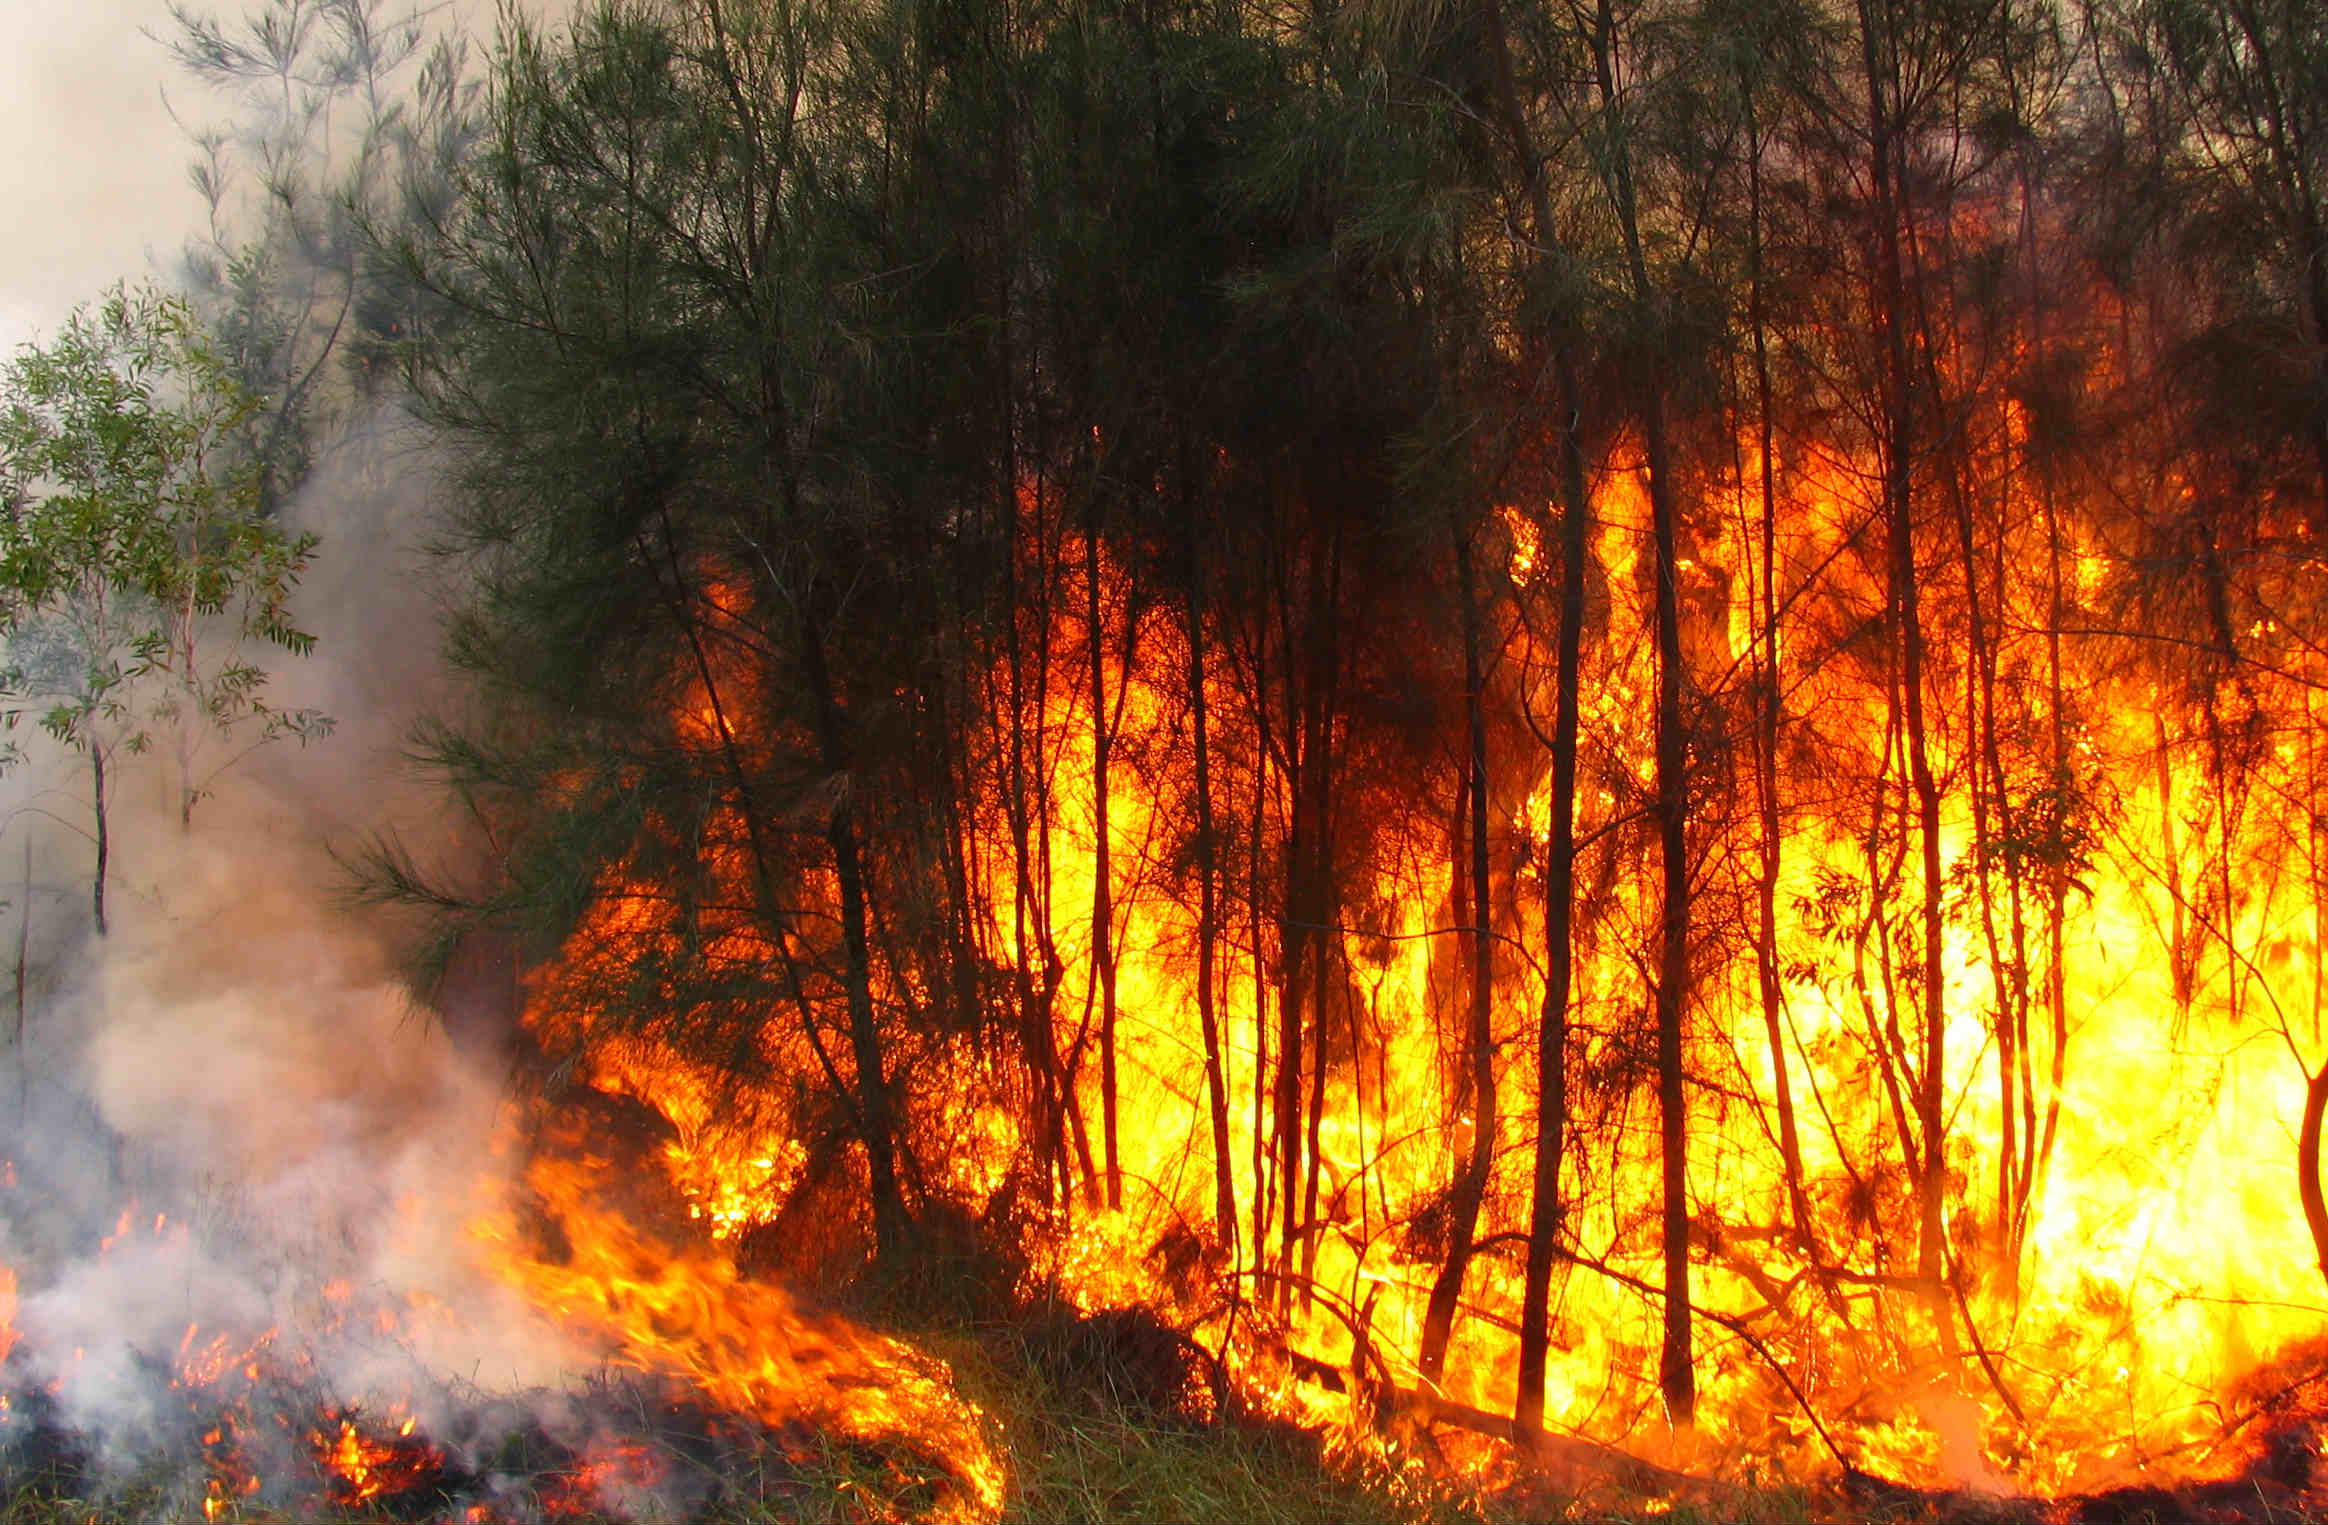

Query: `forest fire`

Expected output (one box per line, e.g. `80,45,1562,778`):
489,471,2328,1511
7,0,2328,1514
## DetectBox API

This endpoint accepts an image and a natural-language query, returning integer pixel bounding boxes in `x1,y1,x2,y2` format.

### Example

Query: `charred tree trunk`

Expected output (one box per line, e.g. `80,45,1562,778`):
801,598,908,1262
2302,1059,2328,1292
1743,91,1815,1261
1186,513,1238,1249
1251,597,1277,1280
1274,518,1342,1304
1030,505,1092,1204
1473,0,1583,1438
1860,0,1950,1328
1516,361,1588,1437
1271,532,1311,1302
1298,529,1342,1302
1591,0,1694,1418
1644,387,1696,1424
1419,524,1498,1390
2001,106,2057,1263
1002,479,1069,1205
1086,511,1123,1211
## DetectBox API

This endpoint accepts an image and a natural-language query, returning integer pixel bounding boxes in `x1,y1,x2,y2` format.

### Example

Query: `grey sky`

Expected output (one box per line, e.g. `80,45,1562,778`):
0,0,203,349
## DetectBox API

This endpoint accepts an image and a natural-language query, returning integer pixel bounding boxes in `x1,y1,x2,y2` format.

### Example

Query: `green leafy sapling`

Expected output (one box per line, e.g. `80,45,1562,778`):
0,283,331,935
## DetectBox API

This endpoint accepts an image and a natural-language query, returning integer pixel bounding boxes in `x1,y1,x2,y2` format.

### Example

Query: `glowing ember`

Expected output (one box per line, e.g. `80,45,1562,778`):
312,1411,445,1507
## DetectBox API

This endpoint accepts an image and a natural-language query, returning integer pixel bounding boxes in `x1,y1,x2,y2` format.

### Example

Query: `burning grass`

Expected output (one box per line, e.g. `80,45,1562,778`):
0,1364,988,1525
0,1304,1472,1525
3,1185,2327,1525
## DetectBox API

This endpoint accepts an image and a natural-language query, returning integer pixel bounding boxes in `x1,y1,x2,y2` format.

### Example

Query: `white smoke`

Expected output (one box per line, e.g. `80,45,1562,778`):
0,418,605,1507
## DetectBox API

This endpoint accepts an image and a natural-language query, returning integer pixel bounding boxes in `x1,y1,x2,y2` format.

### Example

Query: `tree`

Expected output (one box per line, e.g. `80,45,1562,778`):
385,0,957,1262
168,0,468,503
0,283,327,935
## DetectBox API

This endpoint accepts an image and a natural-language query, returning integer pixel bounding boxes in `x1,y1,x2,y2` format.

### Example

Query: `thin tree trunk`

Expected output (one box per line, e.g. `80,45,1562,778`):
1274,554,1311,1302
2301,1059,2328,1292
1744,95,1816,1260
1644,386,1696,1424
1861,0,1951,1327
1473,0,1584,1437
1086,515,1123,1210
1591,0,1694,1417
801,603,907,1262
1251,604,1277,1285
15,840,29,1114
1030,502,1086,1205
1516,359,1588,1438
1003,483,1067,1204
1297,529,1342,1303
2007,119,2060,1259
1187,518,1237,1247
90,744,108,939
1419,525,1498,1389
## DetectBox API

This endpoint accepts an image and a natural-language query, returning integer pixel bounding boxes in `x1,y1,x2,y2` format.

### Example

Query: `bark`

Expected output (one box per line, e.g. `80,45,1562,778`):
1744,90,1815,1260
2302,1059,2328,1292
1086,515,1123,1210
2008,108,2063,1259
1860,0,1950,1324
89,742,109,939
1252,608,1277,1279
1472,0,1585,1438
1298,530,1342,1301
1418,525,1498,1389
1002,478,1069,1204
1277,522,1341,1302
12,841,25,1113
1187,518,1238,1248
1644,383,1696,1423
801,599,908,1261
1591,0,1693,1418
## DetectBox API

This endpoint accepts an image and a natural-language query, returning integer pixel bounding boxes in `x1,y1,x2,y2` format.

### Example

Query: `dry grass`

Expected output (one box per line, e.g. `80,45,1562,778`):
0,1315,1831,1525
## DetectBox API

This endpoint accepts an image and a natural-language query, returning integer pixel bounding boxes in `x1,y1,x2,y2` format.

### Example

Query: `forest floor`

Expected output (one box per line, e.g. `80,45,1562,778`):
0,1305,2311,1525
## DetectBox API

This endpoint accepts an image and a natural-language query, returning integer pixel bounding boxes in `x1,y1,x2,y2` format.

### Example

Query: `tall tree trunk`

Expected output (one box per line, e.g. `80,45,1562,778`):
1419,525,1498,1389
1266,524,1311,1304
1743,92,1815,1260
1643,386,1696,1424
1251,591,1277,1284
1859,0,1949,1328
2003,104,2059,1262
1003,480,1068,1204
1086,513,1123,1210
1473,0,1584,1438
802,601,907,1262
1592,0,1694,1418
1275,520,1341,1304
1186,512,1237,1248
1030,501,1089,1205
1297,527,1342,1303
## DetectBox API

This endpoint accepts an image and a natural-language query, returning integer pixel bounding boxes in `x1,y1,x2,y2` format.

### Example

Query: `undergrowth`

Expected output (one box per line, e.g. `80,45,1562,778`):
0,1317,1601,1525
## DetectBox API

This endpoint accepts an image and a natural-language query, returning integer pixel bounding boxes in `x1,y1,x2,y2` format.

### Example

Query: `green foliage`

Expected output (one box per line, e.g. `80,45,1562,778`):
0,283,329,836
